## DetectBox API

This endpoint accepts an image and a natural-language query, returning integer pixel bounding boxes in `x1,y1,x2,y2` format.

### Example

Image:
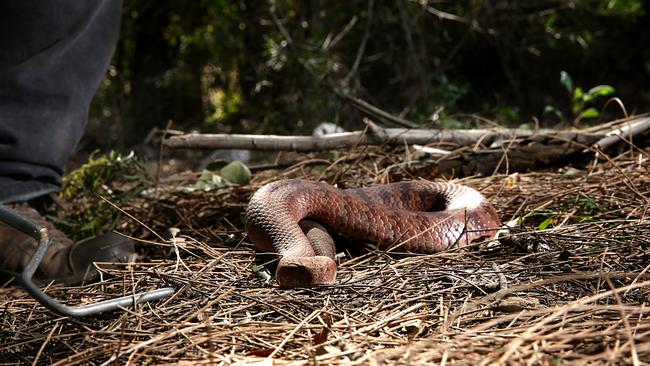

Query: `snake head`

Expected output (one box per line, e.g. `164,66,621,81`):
276,256,337,288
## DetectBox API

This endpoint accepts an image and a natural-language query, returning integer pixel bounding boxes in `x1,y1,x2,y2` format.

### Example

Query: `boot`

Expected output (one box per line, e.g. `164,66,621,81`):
0,203,135,285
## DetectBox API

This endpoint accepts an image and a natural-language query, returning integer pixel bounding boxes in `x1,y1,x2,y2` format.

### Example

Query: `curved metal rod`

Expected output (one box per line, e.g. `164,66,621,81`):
0,205,176,317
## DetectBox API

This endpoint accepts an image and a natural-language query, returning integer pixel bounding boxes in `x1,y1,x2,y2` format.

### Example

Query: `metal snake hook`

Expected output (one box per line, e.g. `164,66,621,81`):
0,205,175,317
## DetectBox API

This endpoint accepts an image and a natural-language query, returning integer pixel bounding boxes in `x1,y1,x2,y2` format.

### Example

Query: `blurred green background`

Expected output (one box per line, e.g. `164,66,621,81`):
85,0,649,149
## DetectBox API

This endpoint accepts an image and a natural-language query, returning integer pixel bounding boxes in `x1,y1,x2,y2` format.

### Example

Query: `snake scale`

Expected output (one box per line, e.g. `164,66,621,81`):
245,179,500,288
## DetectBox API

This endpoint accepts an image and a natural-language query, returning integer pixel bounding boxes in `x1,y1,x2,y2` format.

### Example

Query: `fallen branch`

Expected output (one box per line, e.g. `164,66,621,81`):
163,116,649,176
163,126,600,152
592,116,650,151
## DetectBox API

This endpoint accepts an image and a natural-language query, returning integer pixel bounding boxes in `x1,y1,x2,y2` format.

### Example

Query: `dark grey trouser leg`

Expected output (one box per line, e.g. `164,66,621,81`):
0,0,122,203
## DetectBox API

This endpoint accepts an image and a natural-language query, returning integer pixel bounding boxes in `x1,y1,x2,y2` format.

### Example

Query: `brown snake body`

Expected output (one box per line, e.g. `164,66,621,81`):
245,179,500,288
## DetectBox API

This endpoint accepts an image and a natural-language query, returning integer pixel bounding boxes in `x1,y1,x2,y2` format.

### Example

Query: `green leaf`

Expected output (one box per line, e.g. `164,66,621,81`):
572,86,584,103
572,87,585,114
185,161,251,192
584,85,615,102
544,13,557,31
518,122,535,130
579,107,600,119
219,160,251,185
543,105,564,120
194,170,226,191
538,216,555,230
204,159,229,171
560,71,573,94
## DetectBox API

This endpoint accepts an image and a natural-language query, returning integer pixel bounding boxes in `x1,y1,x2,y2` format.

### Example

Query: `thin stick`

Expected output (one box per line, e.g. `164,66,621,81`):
32,323,59,366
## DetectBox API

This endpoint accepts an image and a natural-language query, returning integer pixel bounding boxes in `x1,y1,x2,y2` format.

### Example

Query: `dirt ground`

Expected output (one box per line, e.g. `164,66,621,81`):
1,141,649,365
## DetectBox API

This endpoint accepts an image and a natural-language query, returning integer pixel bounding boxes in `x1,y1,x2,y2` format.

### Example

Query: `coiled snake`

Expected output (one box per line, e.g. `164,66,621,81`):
245,179,500,288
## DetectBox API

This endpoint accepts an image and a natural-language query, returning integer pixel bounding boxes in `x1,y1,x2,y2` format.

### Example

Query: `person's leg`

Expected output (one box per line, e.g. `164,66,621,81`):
0,0,133,284
0,0,121,203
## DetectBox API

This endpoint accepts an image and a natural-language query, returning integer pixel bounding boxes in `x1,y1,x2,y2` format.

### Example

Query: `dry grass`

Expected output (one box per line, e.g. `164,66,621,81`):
1,143,649,365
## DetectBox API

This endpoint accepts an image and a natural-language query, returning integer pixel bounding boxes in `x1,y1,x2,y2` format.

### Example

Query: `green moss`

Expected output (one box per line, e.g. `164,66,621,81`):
57,151,146,241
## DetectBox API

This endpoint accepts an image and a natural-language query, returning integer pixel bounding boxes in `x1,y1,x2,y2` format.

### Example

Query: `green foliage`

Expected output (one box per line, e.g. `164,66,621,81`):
185,160,251,192
561,196,600,214
596,0,644,16
410,75,470,124
532,194,601,231
58,151,145,241
537,216,556,230
218,160,251,185
88,0,649,147
547,71,616,124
